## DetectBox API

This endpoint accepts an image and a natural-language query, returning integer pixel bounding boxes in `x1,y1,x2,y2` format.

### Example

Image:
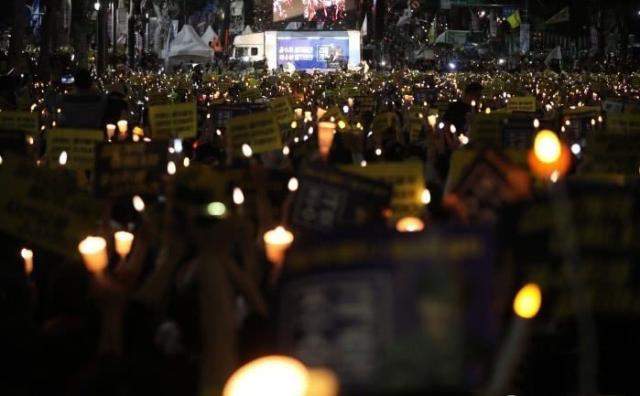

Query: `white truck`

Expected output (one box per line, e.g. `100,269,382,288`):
231,30,361,71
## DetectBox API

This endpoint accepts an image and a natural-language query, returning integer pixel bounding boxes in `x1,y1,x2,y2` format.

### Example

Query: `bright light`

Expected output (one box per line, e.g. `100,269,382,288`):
173,139,183,153
449,124,457,134
375,148,382,156
533,118,540,129
167,161,177,175
360,160,367,167
337,120,346,129
396,217,425,233
342,105,349,114
458,134,469,145
58,151,68,165
291,121,298,129
570,143,581,155
132,195,145,212
233,187,245,205
183,157,190,167
513,283,542,319
206,201,227,217
421,189,431,205
282,145,290,156
222,356,308,396
448,62,457,70
498,58,506,65
242,144,253,158
94,1,101,11
533,130,561,164
287,177,299,192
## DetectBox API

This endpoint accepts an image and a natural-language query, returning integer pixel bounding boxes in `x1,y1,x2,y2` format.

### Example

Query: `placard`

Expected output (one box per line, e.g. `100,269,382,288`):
0,154,102,258
341,161,425,218
149,102,197,139
279,228,494,391
507,96,536,112
469,113,509,147
269,96,295,127
227,111,282,155
290,166,392,232
606,113,640,134
94,141,168,197
0,111,39,134
46,128,104,171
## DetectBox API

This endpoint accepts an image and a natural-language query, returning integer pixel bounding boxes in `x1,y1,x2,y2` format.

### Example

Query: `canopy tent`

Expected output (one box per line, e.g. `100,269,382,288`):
165,24,214,64
201,26,218,46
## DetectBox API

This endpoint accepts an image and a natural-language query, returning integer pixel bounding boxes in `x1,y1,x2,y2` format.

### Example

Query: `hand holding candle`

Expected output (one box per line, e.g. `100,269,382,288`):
21,248,34,276
263,226,294,267
114,231,134,259
78,236,109,274
317,122,336,160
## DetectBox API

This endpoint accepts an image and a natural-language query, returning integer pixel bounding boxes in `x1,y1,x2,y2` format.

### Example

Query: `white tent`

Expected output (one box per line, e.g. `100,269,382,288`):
201,26,218,46
166,24,214,64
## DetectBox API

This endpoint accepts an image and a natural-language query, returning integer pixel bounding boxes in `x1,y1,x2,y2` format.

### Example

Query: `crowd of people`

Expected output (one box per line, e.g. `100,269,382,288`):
1,58,640,395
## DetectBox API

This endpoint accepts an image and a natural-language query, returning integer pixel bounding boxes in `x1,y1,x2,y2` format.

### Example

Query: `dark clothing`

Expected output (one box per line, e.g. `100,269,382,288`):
442,101,472,133
59,93,108,129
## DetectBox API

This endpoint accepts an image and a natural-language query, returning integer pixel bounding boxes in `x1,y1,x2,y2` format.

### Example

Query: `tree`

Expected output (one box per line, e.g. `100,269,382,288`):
71,0,91,67
8,0,28,71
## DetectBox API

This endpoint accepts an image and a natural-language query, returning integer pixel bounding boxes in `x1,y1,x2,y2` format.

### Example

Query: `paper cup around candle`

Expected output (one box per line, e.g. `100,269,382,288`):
106,124,116,139
263,226,294,266
78,236,108,274
114,231,134,259
117,120,128,139
294,108,303,119
21,248,34,275
317,122,336,160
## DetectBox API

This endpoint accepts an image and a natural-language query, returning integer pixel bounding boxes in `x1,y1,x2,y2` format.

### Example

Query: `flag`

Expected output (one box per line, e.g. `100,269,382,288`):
546,7,569,25
428,18,437,43
361,15,368,37
507,10,521,29
545,46,562,66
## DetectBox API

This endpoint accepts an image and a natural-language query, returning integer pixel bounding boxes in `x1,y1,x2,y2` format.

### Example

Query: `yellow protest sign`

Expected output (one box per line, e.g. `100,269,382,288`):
269,96,294,126
227,111,282,155
149,102,197,139
507,96,536,113
0,111,39,134
46,129,103,171
341,161,425,218
0,155,102,258
469,113,509,147
606,113,640,134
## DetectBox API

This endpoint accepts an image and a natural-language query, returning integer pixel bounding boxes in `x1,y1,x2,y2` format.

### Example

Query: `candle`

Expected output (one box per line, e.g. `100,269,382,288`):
78,236,108,274
106,124,116,140
21,248,34,275
488,283,541,394
528,129,570,180
114,231,134,259
317,122,336,160
427,114,438,129
263,226,294,266
223,356,308,396
117,120,128,139
294,108,303,119
347,97,354,107
304,111,312,122
395,216,425,233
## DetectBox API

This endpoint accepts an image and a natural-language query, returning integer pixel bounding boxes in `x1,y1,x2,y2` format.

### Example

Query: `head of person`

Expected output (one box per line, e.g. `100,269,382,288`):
73,68,94,92
463,82,483,105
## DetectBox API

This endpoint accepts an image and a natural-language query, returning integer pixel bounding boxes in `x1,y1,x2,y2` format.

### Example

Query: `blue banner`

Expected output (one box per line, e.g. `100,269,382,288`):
276,35,350,70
